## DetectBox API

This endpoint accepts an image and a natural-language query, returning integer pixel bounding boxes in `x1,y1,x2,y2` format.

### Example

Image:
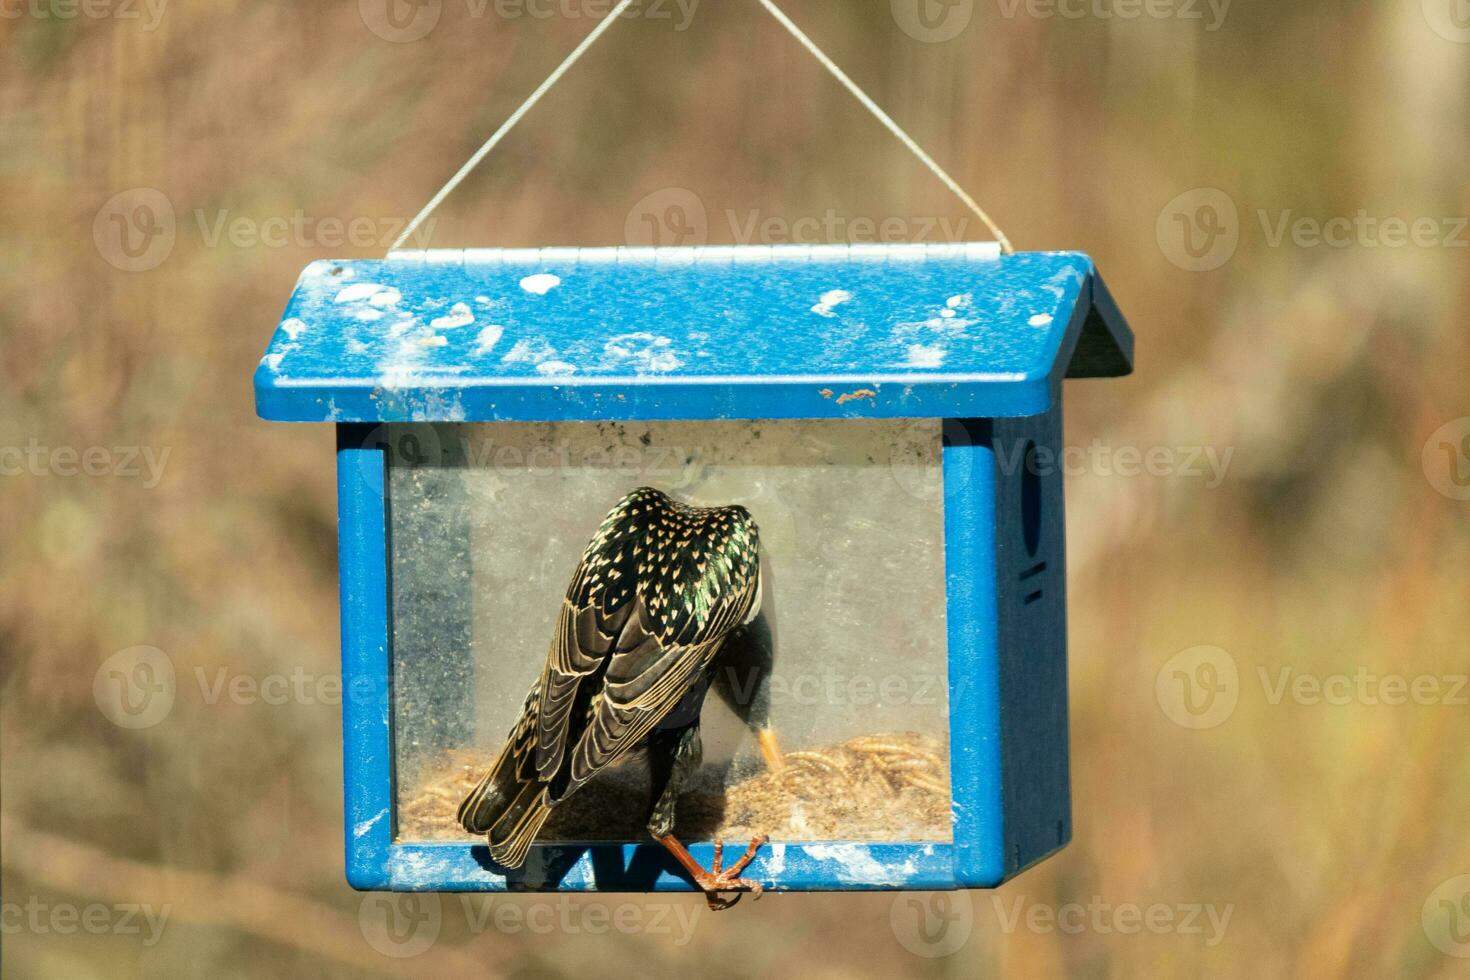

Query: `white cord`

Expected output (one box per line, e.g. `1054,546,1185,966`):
391,0,1014,254
390,0,640,251
755,0,1012,253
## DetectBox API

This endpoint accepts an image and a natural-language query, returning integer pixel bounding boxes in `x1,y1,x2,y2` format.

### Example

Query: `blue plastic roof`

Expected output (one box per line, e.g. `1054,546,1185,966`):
254,244,1132,423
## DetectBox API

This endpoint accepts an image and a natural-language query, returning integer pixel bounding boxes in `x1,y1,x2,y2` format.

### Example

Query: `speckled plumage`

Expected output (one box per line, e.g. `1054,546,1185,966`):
458,487,761,870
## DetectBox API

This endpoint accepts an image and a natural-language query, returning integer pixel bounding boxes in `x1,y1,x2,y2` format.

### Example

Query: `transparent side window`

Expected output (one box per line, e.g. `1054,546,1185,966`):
389,419,951,844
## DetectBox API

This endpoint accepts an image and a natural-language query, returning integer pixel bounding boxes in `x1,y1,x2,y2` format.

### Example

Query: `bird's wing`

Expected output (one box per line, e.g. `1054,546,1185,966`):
529,487,761,798
530,491,648,781
557,564,761,800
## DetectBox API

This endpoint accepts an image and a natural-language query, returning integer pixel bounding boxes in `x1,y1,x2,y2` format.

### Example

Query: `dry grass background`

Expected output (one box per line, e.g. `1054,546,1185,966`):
2,0,1469,976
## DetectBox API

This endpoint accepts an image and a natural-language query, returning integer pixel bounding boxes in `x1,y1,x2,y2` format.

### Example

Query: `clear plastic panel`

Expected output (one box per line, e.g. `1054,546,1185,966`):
388,419,951,844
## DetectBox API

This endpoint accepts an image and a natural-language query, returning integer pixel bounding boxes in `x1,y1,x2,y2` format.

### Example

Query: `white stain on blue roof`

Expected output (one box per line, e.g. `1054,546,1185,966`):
474,325,505,357
519,273,562,295
811,289,853,318
604,332,682,374
431,302,475,330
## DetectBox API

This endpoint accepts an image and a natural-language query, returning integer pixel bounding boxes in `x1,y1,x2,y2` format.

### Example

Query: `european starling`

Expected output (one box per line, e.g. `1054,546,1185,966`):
458,486,777,909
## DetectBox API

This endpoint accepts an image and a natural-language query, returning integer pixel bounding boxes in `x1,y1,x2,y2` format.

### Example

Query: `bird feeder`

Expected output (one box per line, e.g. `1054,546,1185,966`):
254,242,1133,894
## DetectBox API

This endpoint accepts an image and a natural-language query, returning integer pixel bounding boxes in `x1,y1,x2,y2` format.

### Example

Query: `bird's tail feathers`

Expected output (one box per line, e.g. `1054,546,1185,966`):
459,740,556,870
487,781,554,870
458,739,521,835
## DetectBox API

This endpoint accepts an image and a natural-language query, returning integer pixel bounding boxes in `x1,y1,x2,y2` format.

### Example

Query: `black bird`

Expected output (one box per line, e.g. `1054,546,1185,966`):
458,486,777,909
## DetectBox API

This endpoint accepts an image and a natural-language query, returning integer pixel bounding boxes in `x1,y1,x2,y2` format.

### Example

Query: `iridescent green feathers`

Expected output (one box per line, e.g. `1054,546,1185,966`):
458,488,761,868
570,487,761,647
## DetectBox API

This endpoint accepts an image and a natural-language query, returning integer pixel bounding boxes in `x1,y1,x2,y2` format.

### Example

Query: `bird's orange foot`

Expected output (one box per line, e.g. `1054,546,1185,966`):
698,837,767,910
656,833,768,911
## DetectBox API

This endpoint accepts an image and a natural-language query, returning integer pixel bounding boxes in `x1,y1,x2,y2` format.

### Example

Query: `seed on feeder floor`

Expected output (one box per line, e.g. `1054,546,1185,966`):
398,731,952,844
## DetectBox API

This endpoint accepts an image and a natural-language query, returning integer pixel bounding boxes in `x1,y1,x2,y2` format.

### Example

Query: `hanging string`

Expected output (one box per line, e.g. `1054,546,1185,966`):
391,0,1013,254
755,0,1012,254
391,0,640,251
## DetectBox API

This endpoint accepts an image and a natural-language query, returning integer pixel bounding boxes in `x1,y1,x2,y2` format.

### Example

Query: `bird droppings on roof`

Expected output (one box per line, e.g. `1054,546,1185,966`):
604,332,683,374
1043,263,1085,300
903,345,946,368
1029,313,1054,327
473,325,505,357
502,338,560,368
259,250,1126,422
811,289,853,318
520,273,562,295
431,302,475,330
334,282,391,304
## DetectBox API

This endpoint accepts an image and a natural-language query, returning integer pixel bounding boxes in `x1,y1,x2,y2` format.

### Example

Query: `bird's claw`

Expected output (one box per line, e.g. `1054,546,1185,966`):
698,835,767,911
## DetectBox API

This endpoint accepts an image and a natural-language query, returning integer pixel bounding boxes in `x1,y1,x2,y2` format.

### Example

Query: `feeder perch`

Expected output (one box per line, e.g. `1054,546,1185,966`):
254,242,1134,893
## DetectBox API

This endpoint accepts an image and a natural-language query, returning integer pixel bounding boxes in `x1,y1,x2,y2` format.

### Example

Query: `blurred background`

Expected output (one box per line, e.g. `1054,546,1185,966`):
3,0,1469,975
